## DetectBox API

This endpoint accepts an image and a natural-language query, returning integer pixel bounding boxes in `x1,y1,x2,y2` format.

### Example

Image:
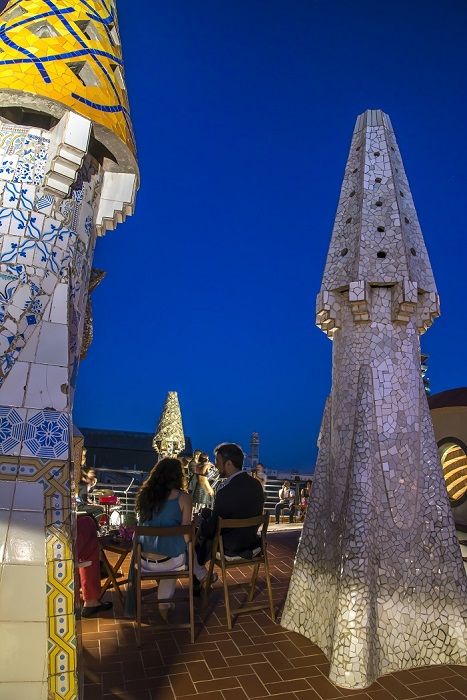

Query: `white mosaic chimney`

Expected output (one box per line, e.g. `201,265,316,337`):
281,109,467,688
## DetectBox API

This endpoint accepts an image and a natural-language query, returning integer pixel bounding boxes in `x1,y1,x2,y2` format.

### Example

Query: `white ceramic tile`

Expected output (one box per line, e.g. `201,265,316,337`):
49,283,68,324
0,510,10,563
35,322,68,366
0,682,48,700
0,361,28,407
13,482,43,512
18,325,40,362
0,563,46,622
4,511,45,566
24,363,68,411
0,621,47,682
0,482,15,510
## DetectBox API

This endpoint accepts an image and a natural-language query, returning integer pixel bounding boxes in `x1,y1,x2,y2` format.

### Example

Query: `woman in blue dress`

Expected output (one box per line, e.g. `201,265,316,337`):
126,457,192,619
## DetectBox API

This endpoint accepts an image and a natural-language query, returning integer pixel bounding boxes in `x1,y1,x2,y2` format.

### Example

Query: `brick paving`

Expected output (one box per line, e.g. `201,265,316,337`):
80,529,467,700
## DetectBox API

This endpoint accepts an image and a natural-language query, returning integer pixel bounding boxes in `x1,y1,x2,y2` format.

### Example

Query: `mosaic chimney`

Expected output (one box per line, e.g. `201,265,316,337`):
281,109,467,688
0,2,138,698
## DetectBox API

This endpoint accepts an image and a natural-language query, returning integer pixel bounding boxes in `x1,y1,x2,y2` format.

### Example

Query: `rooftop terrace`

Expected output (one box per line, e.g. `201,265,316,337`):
80,527,467,700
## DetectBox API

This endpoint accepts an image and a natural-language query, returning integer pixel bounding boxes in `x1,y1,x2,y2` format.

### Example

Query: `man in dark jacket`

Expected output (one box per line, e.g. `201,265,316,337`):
193,442,264,583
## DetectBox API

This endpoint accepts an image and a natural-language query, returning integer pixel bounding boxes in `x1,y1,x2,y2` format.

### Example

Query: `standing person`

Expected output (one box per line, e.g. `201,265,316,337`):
191,452,215,511
252,463,267,491
194,443,265,587
298,480,312,521
275,480,296,524
125,457,192,620
187,449,202,496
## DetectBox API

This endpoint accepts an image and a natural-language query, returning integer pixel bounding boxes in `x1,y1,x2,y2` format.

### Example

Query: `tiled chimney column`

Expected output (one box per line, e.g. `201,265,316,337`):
0,2,138,699
281,110,467,688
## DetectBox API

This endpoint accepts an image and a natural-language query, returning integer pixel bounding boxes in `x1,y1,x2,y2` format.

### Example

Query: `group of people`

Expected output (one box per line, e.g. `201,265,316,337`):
275,479,312,523
76,448,313,618
124,443,265,619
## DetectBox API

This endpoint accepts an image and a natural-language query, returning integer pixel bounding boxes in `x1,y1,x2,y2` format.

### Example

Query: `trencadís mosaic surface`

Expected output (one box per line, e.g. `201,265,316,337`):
281,110,467,688
0,0,135,159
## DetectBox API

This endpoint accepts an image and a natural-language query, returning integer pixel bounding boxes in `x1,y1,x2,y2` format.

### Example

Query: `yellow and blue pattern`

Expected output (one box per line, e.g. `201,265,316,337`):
0,0,135,157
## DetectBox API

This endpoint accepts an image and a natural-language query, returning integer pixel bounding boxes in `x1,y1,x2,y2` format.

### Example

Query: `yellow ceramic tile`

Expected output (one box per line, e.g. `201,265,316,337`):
0,0,135,156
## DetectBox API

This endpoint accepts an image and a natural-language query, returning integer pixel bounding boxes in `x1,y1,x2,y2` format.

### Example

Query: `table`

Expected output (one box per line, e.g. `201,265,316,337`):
99,535,132,605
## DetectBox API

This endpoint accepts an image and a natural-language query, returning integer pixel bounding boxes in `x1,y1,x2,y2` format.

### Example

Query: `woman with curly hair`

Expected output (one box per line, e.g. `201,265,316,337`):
126,457,192,619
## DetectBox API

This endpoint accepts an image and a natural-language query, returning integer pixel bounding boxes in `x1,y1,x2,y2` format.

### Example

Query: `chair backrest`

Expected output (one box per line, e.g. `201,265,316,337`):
217,513,268,532
215,513,269,558
133,523,195,559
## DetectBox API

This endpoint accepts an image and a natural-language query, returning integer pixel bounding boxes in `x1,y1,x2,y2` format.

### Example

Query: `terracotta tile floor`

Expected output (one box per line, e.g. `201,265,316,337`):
80,529,467,700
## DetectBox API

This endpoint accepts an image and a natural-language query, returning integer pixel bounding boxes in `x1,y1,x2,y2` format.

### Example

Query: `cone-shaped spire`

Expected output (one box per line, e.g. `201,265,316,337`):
153,391,186,457
321,109,436,291
0,0,136,172
317,109,439,338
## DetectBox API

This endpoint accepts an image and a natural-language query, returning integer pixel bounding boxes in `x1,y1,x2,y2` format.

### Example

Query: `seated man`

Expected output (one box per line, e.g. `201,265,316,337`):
275,480,296,524
194,443,265,586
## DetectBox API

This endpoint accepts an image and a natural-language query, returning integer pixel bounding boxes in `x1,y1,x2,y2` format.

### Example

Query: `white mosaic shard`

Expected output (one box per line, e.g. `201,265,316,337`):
281,109,467,688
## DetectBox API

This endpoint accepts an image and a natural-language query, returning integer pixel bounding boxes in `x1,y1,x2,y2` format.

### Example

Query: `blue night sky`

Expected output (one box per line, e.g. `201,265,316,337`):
74,0,467,472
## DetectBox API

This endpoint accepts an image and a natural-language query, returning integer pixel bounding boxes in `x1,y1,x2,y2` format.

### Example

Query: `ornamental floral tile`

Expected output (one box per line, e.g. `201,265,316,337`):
9,208,28,236
19,185,36,210
0,236,20,264
23,410,69,460
14,160,34,184
0,406,26,456
2,181,21,207
0,207,12,234
0,156,18,182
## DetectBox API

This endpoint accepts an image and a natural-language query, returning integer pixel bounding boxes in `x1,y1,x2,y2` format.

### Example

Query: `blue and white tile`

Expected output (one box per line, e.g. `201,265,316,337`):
23,409,69,460
2,181,21,207
19,185,36,210
13,160,34,184
0,236,19,264
0,406,26,456
35,194,54,216
9,208,28,236
0,207,12,234
0,156,18,182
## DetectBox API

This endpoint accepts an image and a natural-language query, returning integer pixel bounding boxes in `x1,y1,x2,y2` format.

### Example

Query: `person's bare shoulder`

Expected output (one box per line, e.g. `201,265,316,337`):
179,490,192,506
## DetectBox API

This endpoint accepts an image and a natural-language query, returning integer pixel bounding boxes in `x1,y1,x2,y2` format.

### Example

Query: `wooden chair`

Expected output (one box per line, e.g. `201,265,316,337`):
133,524,195,645
202,513,275,629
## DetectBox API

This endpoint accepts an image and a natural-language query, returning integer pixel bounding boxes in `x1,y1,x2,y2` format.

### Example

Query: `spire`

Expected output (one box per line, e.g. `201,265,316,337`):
153,391,186,457
0,0,137,173
317,109,439,338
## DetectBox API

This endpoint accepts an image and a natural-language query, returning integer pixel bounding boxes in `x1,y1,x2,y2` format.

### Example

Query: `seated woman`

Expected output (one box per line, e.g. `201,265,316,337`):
76,513,113,617
125,457,192,620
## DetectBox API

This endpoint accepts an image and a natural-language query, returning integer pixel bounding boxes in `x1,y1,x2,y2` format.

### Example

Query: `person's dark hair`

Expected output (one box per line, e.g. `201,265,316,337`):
199,452,209,465
136,458,185,522
193,449,202,458
215,443,244,470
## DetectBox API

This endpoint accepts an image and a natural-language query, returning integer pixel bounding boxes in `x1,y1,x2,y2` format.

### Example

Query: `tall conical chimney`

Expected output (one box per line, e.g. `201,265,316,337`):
282,110,467,689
